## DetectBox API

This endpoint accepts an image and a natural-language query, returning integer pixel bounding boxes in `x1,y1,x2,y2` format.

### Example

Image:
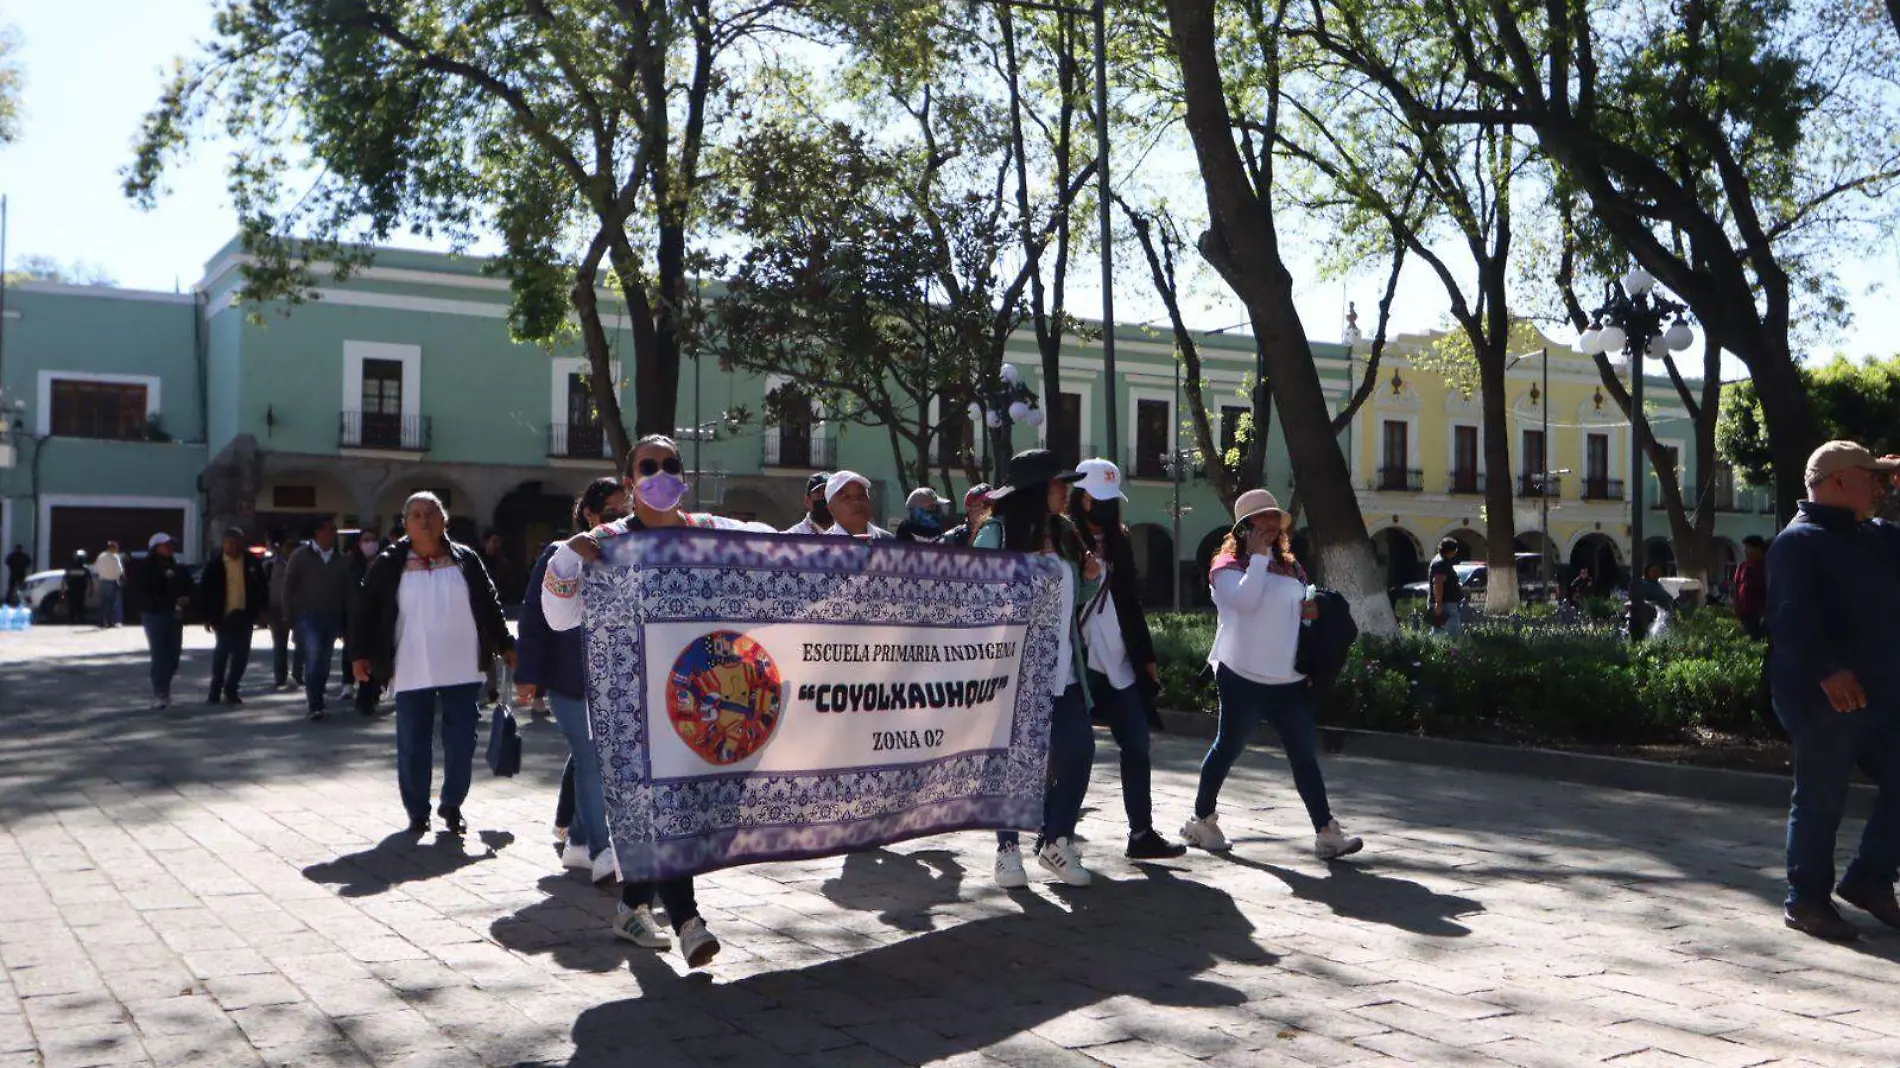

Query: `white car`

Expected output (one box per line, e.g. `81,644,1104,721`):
17,569,96,622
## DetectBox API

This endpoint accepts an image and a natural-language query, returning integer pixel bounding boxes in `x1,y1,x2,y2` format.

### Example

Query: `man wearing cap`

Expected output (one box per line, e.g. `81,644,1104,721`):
196,527,269,706
138,533,196,710
896,487,946,543
1766,440,1900,941
824,471,894,539
941,484,993,547
1069,458,1188,859
784,472,835,535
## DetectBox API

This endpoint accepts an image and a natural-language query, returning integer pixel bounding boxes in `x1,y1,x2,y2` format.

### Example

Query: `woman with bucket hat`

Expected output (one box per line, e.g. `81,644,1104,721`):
974,449,1106,887
1180,489,1365,861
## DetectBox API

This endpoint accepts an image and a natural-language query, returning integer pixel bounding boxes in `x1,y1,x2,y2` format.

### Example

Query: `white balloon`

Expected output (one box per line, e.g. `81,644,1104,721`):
1598,325,1627,353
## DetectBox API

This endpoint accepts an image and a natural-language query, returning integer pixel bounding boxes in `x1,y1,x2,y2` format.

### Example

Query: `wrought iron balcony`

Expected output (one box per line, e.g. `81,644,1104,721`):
1581,477,1624,501
762,431,836,470
1447,470,1485,495
1373,467,1423,492
1519,473,1561,498
548,422,609,459
340,411,430,452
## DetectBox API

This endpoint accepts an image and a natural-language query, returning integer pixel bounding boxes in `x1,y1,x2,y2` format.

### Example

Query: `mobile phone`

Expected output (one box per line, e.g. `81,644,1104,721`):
1232,520,1251,541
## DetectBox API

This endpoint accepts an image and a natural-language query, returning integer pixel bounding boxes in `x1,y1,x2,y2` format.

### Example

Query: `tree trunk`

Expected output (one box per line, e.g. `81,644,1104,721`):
1746,339,1816,525
1477,350,1520,613
571,242,633,466
1167,0,1394,636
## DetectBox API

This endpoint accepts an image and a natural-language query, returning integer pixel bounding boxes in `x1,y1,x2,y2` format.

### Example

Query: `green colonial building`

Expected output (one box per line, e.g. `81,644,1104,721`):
0,239,1774,606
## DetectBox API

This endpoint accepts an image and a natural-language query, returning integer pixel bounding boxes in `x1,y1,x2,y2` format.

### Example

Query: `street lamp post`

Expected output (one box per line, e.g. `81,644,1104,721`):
969,363,1044,484
1158,448,1200,613
1578,268,1695,643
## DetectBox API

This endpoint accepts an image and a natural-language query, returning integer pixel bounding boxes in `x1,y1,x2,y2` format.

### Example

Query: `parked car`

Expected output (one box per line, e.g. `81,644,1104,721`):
1393,553,1554,603
17,569,97,623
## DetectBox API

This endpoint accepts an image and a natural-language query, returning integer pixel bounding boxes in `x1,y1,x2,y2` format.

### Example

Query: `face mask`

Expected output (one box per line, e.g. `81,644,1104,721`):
635,472,691,512
908,508,943,533
810,500,834,527
1089,500,1121,530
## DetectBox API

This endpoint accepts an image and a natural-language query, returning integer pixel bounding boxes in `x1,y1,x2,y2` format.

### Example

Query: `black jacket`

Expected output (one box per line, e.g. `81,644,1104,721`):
196,552,268,620
1767,501,1900,712
351,537,514,685
1087,526,1157,669
140,554,197,619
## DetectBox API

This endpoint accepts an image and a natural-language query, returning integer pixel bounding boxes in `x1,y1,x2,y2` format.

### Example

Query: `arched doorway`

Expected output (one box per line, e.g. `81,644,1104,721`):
1127,523,1175,608
1442,528,1485,563
1370,527,1424,591
1568,533,1623,595
1711,537,1740,596
1645,538,1676,576
494,482,575,599
1194,527,1229,608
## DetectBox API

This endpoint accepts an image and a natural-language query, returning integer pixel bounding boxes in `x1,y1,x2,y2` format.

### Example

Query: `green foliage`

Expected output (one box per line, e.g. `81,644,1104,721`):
1148,609,1768,746
1719,355,1900,486
0,24,20,146
3,255,117,287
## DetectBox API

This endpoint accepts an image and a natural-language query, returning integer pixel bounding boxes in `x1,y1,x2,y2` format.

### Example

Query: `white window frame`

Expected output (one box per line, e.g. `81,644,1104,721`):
926,395,989,469
1368,411,1420,490
343,341,422,417
36,371,162,437
1036,387,1094,460
37,494,201,567
1126,386,1177,480
1446,422,1480,480
550,356,622,454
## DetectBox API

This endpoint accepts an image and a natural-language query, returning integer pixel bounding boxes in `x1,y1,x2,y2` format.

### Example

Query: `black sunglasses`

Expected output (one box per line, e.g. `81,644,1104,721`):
635,455,685,477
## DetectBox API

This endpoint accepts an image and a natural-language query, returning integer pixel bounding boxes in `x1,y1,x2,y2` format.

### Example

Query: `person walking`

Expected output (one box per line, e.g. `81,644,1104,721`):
63,551,92,624
940,484,992,547
543,434,774,969
783,473,834,535
266,535,305,691
895,487,946,543
1733,535,1783,742
517,477,627,887
1766,441,1900,942
285,517,356,721
974,448,1103,889
138,534,195,710
349,531,385,717
1428,537,1467,636
4,544,28,605
823,471,895,539
1180,489,1365,861
353,493,515,836
1069,459,1187,860
92,542,126,627
196,529,267,705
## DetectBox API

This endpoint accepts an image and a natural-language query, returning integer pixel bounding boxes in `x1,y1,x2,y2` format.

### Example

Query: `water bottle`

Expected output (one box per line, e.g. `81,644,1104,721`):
1303,583,1317,628
19,604,34,632
0,606,14,632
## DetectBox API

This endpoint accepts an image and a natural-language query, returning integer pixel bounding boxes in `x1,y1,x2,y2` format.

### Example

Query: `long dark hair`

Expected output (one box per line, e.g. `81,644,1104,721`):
1069,487,1130,560
574,477,624,531
996,482,1054,553
1219,521,1296,570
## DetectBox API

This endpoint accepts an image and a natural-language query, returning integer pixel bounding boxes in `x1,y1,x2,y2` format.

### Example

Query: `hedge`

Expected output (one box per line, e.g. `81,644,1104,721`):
1148,607,1768,746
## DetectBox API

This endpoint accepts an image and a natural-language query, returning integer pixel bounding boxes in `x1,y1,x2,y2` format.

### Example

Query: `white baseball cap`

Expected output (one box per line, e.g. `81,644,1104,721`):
147,533,174,550
1074,458,1127,501
825,470,871,503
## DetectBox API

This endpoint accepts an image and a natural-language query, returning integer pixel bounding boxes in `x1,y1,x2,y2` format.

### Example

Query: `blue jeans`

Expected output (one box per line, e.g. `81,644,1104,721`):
549,693,611,859
141,613,183,696
98,580,122,625
297,614,342,711
394,683,482,821
1776,696,1900,907
999,682,1094,847
1088,670,1155,834
1196,665,1334,831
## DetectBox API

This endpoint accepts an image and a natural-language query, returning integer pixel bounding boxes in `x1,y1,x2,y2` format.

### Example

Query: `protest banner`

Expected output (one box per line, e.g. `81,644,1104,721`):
584,528,1066,882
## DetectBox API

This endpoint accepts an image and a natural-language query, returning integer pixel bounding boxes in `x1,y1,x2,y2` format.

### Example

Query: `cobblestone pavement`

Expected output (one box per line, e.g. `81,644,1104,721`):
2,624,1897,1068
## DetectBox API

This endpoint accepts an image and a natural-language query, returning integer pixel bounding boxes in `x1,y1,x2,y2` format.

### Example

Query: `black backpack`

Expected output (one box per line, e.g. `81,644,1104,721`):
1294,587,1359,688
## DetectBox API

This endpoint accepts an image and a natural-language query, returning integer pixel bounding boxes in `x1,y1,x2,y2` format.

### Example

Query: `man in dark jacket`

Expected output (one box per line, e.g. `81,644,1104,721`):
349,531,384,716
197,527,268,705
4,545,29,605
1767,441,1900,941
1069,459,1187,860
265,533,305,691
63,551,92,624
139,533,196,710
285,517,356,721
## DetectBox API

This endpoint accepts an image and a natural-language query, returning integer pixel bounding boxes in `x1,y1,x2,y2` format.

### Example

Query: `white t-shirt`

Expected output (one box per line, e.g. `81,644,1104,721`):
1084,589,1138,690
1207,557,1306,685
392,556,485,694
92,552,125,582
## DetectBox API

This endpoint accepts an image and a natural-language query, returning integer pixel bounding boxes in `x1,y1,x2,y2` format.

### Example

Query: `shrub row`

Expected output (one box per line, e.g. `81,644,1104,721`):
1147,608,1768,745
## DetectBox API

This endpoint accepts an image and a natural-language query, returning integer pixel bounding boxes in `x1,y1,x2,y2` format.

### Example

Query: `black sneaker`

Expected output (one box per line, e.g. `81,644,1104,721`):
1785,899,1860,942
1126,828,1189,860
1837,882,1900,930
306,707,326,721
405,815,429,835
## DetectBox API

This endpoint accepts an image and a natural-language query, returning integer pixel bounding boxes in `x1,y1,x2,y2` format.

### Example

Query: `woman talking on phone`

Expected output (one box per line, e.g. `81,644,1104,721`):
1179,489,1365,861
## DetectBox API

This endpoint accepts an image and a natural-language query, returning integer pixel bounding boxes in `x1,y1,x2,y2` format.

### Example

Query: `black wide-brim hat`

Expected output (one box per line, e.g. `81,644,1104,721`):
986,448,1083,500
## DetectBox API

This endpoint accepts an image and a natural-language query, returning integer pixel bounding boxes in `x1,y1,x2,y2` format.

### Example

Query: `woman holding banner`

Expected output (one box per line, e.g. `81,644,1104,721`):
1180,489,1365,861
975,449,1105,889
517,477,627,888
542,434,770,970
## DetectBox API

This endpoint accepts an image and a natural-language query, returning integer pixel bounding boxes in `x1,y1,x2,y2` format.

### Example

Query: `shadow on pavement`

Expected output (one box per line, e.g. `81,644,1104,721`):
1235,856,1483,937
817,848,966,932
565,866,1271,1067
489,874,636,974
302,829,514,897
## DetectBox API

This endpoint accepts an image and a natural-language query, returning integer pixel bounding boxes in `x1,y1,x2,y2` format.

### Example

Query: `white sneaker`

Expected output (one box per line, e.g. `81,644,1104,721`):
677,917,720,968
590,848,619,885
1316,820,1364,860
612,904,671,949
1036,837,1092,887
560,842,591,870
1181,813,1231,852
994,842,1030,888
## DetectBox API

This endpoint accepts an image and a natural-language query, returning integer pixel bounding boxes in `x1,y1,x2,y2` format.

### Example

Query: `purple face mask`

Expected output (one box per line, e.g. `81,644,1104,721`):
635,472,691,512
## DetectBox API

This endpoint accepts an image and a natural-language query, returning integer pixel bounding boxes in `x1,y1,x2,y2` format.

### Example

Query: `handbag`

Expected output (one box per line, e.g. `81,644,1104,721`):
486,702,522,777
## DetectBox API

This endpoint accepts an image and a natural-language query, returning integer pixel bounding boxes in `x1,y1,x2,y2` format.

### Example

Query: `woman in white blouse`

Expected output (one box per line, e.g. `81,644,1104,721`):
352,493,515,836
1179,490,1364,861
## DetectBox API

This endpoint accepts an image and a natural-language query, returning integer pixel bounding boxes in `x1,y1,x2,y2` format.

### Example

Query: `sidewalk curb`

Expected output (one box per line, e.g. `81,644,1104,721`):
1152,709,1877,817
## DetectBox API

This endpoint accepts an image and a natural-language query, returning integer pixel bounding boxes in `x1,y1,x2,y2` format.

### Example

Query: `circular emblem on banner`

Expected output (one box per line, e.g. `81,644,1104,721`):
666,630,785,765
